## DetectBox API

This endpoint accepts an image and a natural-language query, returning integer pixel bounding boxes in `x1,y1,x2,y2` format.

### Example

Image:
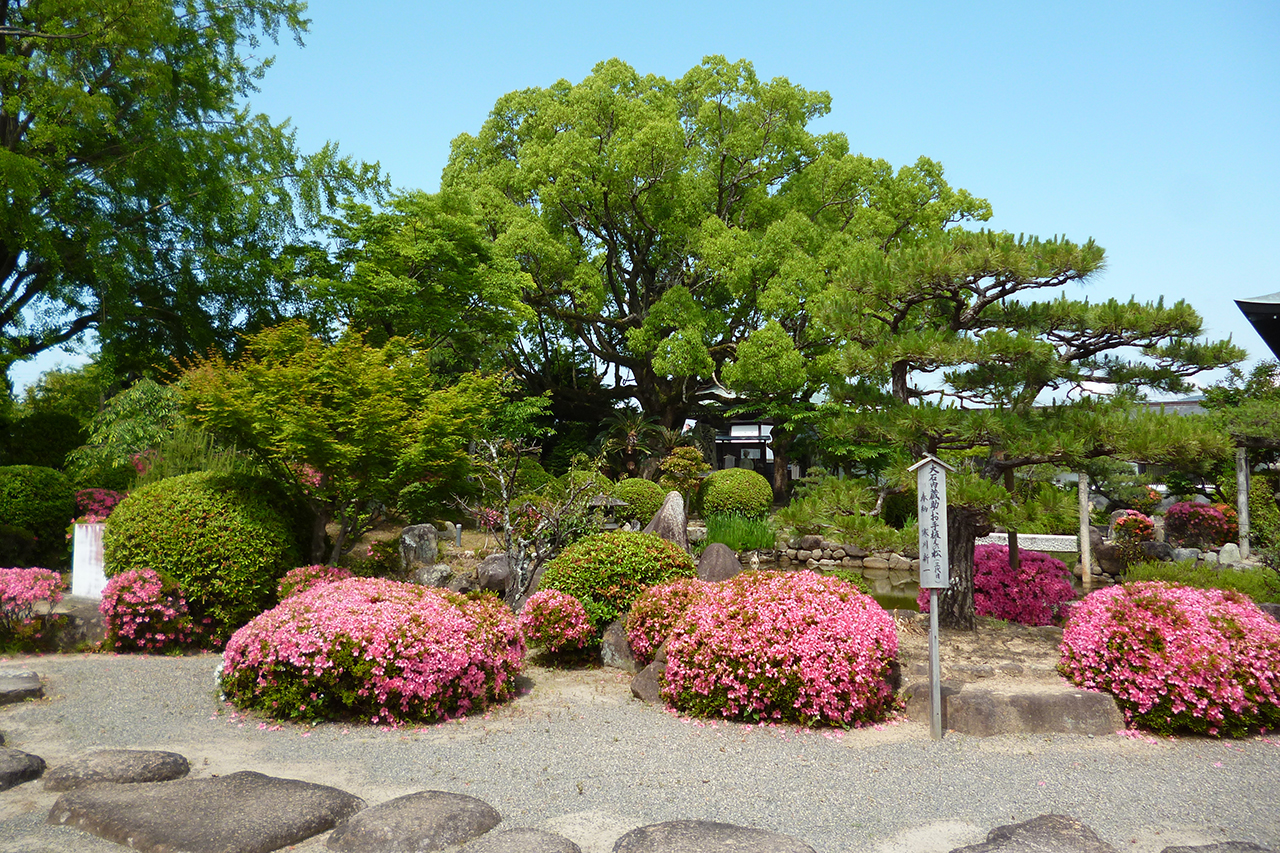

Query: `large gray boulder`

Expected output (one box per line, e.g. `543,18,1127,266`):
476,553,517,598
600,619,638,673
43,749,190,792
642,491,688,551
326,790,501,852
0,747,44,791
414,563,457,588
400,524,441,571
613,820,817,853
630,643,668,705
950,814,1118,853
1219,542,1242,565
697,542,742,582
47,770,365,853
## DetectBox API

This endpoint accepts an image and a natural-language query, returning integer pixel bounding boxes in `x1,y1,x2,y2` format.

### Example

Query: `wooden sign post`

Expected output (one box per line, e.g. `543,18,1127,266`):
909,453,955,740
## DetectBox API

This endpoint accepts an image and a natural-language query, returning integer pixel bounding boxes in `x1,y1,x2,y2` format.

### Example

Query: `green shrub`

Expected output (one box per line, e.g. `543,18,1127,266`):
697,468,772,518
704,513,776,551
612,478,665,523
537,531,696,632
1123,560,1280,603
103,471,303,640
0,412,85,469
0,465,76,569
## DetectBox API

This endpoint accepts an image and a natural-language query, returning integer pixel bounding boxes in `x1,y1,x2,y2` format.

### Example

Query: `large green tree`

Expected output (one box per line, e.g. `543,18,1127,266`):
442,57,991,506
818,228,1242,628
0,0,379,388
442,56,839,429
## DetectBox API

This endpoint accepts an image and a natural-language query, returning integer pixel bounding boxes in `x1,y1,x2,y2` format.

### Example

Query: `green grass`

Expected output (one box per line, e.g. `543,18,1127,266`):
1123,560,1280,603
704,513,776,552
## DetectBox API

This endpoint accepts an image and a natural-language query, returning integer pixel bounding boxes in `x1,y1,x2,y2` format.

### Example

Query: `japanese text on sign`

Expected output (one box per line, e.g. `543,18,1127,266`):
913,456,950,588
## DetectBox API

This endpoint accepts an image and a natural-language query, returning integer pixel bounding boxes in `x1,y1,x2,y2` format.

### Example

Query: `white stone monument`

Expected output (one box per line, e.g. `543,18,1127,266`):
72,523,107,598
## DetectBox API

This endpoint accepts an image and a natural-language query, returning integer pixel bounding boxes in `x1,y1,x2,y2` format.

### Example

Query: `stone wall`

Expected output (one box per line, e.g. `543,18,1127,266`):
774,534,921,598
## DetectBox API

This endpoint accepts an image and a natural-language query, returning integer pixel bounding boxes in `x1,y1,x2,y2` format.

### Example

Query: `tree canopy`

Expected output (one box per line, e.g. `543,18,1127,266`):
0,0,380,389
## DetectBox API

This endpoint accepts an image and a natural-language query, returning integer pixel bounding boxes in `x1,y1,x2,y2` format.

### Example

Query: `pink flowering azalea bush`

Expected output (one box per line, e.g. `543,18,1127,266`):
277,564,355,600
0,567,64,642
99,568,195,653
625,577,709,666
518,589,593,658
662,571,898,727
221,578,524,725
1113,510,1155,543
917,545,1077,626
1164,501,1238,548
1058,582,1280,737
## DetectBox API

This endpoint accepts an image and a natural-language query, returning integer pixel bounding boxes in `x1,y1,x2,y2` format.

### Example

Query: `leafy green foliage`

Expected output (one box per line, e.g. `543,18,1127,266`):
698,468,773,518
658,446,710,501
537,531,696,633
103,471,303,640
0,0,381,384
612,478,665,523
0,465,75,568
704,513,776,552
66,380,182,490
182,321,502,561
0,412,84,469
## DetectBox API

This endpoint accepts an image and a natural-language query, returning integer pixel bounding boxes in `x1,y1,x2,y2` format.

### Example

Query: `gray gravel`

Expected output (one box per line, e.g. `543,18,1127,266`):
0,653,1277,853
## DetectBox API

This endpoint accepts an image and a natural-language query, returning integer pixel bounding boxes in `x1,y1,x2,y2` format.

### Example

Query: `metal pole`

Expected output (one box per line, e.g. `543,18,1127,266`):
1079,472,1092,592
1236,447,1251,560
929,588,942,740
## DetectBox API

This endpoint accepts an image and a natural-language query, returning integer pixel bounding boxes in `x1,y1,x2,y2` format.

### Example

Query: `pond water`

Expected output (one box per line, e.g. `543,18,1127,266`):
871,592,920,612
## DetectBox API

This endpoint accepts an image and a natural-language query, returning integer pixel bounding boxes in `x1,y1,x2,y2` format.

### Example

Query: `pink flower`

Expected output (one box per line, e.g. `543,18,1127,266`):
918,545,1076,626
662,571,898,728
1059,581,1280,737
518,590,593,654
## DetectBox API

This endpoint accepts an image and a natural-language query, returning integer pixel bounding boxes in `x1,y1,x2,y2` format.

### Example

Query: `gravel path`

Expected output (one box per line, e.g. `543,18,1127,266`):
0,653,1277,853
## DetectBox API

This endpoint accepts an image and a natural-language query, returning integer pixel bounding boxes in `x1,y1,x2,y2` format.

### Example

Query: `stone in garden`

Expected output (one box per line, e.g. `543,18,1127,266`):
642,491,688,552
42,749,190,792
49,596,107,651
476,553,516,597
1202,550,1219,565
47,770,365,853
414,563,457,588
0,669,42,704
613,820,817,853
1140,540,1174,562
697,543,742,582
1218,542,1242,565
600,619,638,673
459,827,582,853
899,680,963,728
326,790,501,853
0,747,45,790
946,688,1124,737
862,556,890,571
793,534,823,551
630,643,668,704
950,814,1118,853
1259,603,1280,622
400,523,440,570
1171,547,1201,563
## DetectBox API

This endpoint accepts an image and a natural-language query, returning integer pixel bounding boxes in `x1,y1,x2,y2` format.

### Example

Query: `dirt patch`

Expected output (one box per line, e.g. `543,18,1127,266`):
890,612,1068,689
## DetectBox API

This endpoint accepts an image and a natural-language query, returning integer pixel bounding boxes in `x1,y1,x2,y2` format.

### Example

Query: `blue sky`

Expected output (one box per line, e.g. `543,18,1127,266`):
13,0,1279,393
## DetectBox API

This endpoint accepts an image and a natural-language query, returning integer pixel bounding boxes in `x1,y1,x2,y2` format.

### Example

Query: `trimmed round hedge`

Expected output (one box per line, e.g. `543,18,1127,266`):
103,471,302,640
662,570,898,727
1059,581,1280,737
0,465,75,569
612,478,665,523
537,531,696,633
221,578,524,724
697,468,772,518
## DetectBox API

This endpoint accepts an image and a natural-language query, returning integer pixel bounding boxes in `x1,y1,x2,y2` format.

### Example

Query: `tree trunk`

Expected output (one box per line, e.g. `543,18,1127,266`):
935,506,994,631
770,427,792,505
